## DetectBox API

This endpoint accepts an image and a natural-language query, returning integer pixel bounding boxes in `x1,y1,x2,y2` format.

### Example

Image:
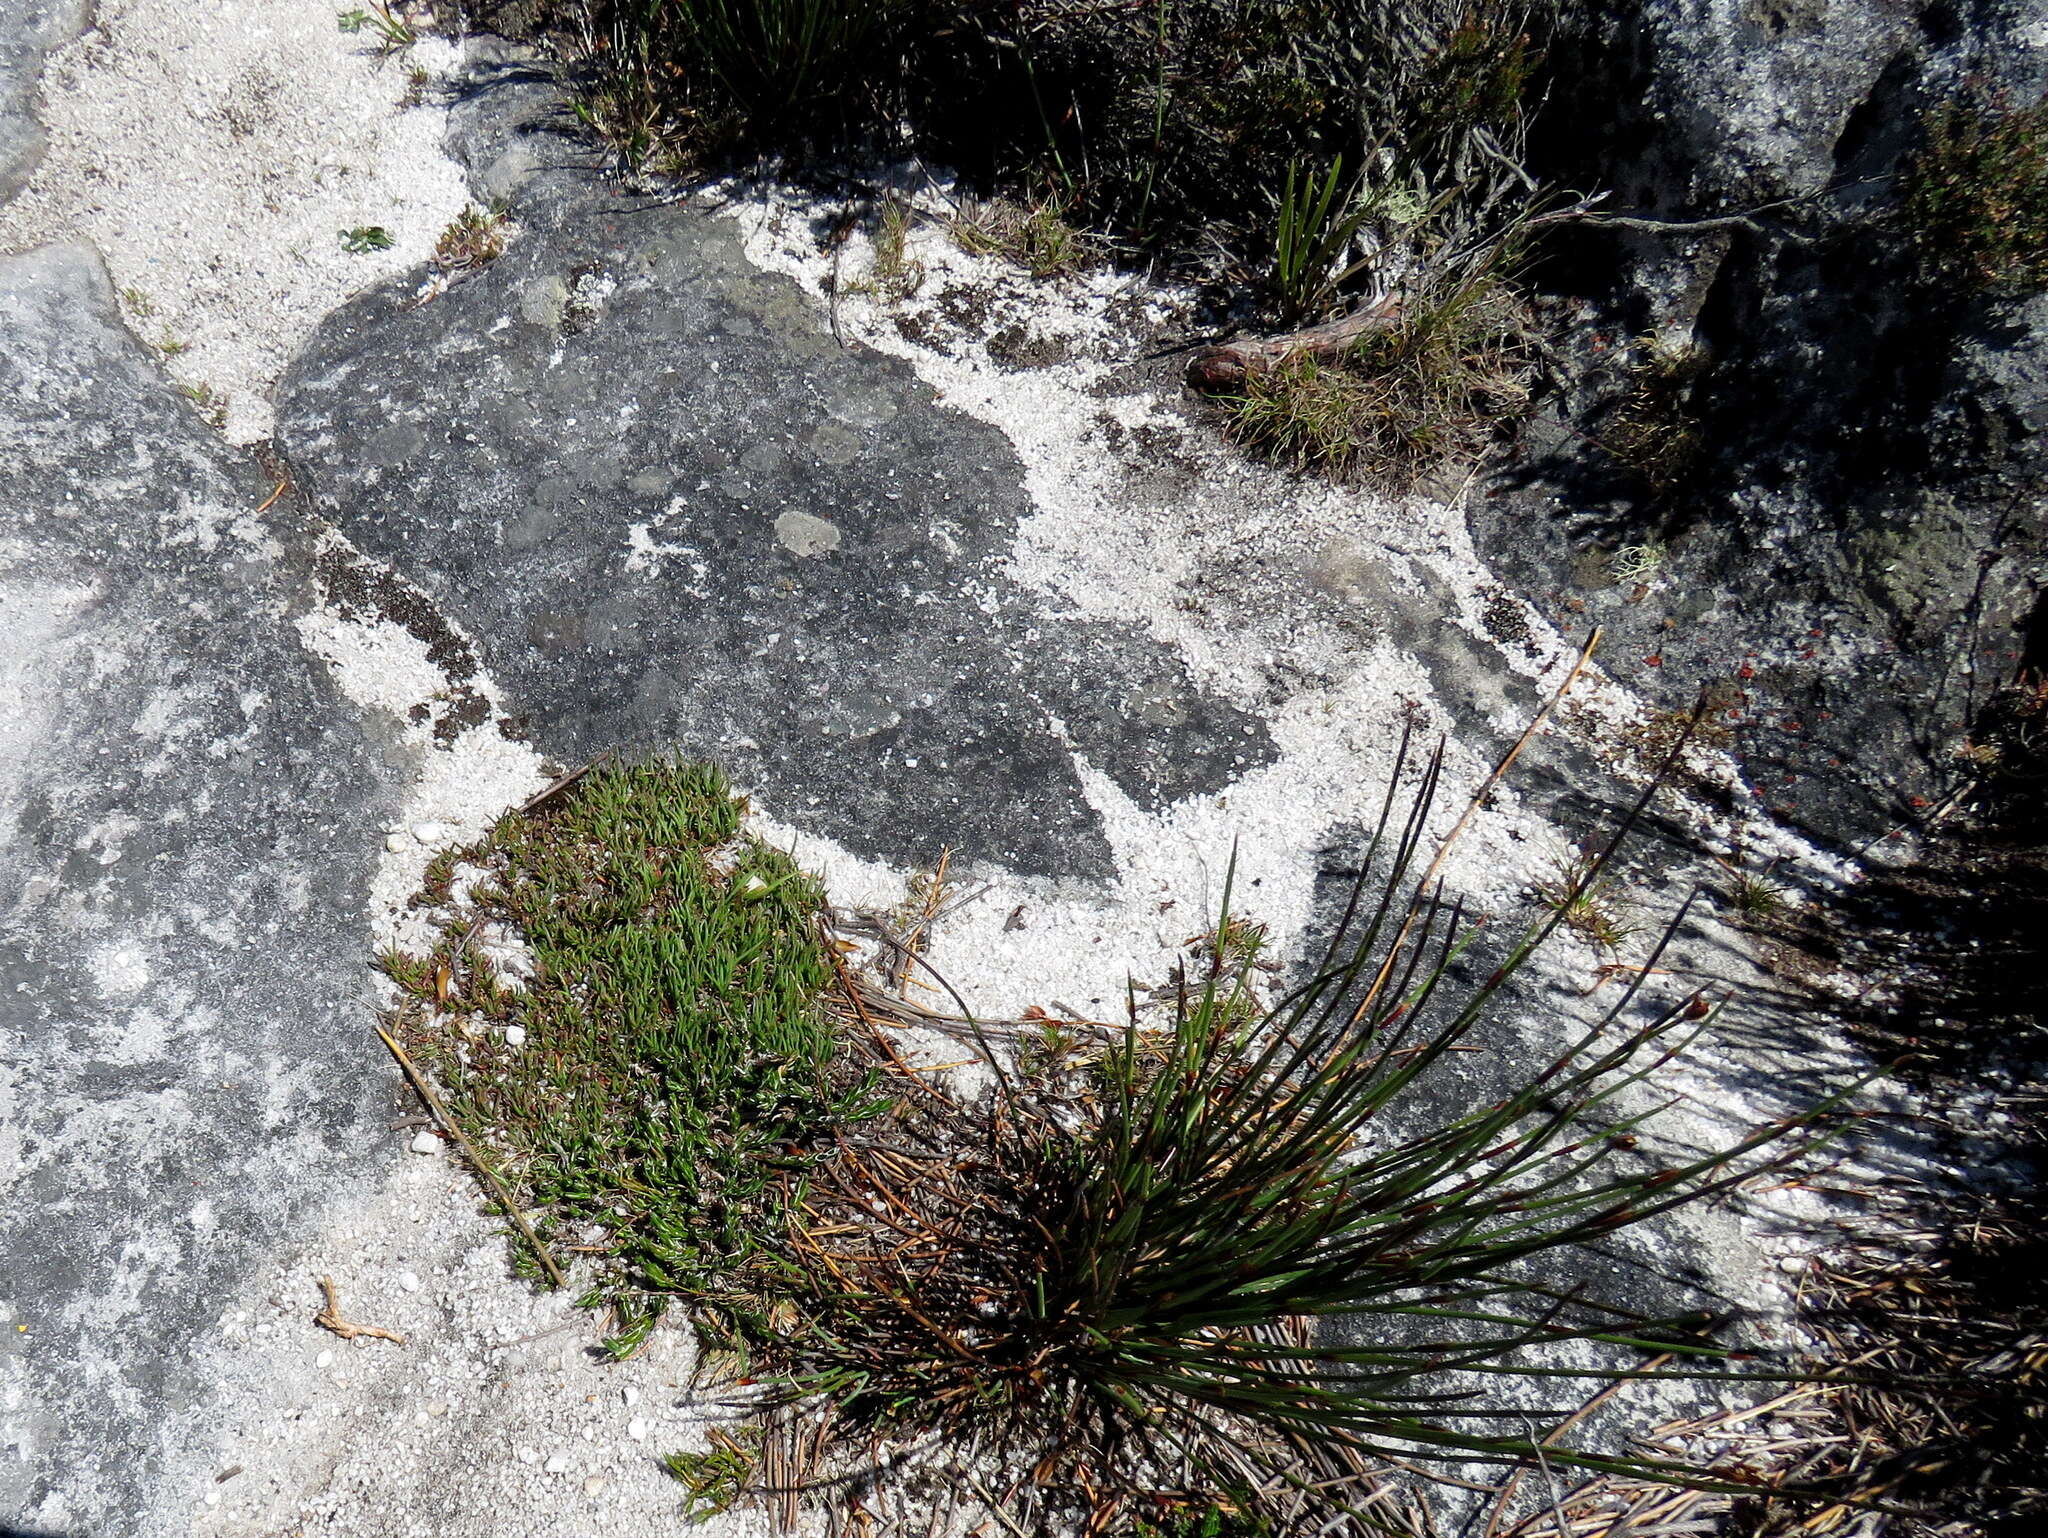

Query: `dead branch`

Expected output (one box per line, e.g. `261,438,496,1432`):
376,1020,569,1288
519,751,613,816
1185,297,1405,393
314,1275,406,1345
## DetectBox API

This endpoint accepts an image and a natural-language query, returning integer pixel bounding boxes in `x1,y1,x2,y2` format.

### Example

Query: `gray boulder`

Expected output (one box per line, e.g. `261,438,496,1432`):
1476,0,2048,850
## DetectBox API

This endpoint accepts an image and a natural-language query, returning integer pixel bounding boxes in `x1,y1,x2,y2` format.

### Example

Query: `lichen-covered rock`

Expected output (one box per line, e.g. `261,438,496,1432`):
277,64,1273,882
0,243,398,1535
1555,0,1919,213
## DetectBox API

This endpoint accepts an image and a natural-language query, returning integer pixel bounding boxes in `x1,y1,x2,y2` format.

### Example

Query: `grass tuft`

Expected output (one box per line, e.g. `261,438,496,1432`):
1269,155,1376,324
1532,847,1641,953
1598,337,1709,491
868,194,922,296
383,758,882,1351
1223,271,1536,482
1221,350,1378,474
433,203,510,275
336,2,416,50
1718,860,1790,925
662,1426,760,1518
950,193,1090,279
841,194,925,300
750,733,1851,1530
175,380,229,430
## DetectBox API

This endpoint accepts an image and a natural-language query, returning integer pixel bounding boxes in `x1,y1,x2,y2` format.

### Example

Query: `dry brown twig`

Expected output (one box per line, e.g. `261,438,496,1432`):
1185,297,1407,392
314,1275,405,1345
518,751,613,816
887,847,957,991
376,1021,568,1288
1496,1385,1857,1538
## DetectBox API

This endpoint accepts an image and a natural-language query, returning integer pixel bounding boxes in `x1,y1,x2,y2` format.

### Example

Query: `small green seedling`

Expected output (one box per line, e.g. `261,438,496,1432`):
662,1429,760,1519
337,2,416,48
865,195,923,300
1270,155,1372,323
432,204,509,273
340,226,395,254
1533,847,1642,953
951,196,1087,280
1716,857,1791,924
176,381,229,429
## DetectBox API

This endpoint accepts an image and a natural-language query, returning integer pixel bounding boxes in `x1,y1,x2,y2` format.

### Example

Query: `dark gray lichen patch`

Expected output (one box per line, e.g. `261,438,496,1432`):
985,321,1070,369
277,154,1274,880
313,542,481,683
1479,583,1539,657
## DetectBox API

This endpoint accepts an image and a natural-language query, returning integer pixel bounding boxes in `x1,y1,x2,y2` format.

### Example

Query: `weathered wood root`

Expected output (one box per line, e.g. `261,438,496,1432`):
1185,298,1404,393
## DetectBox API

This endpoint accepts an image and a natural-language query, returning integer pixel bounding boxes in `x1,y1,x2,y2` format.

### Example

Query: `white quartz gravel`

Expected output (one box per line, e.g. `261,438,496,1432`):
0,0,472,442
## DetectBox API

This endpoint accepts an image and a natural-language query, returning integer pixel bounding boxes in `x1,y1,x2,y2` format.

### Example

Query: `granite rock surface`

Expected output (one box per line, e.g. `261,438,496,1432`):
278,69,1274,882
0,0,85,205
0,242,399,1535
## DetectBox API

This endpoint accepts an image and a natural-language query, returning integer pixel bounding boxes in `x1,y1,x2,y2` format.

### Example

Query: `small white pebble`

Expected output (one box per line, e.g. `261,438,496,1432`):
204,1490,221,1507
1778,1255,1808,1275
502,1025,526,1048
412,821,455,845
409,1129,441,1155
627,1417,648,1442
398,1271,421,1293
544,1453,571,1475
622,1386,639,1407
583,1474,609,1497
426,1401,449,1417
384,832,409,853
515,1447,539,1465
314,1349,334,1369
